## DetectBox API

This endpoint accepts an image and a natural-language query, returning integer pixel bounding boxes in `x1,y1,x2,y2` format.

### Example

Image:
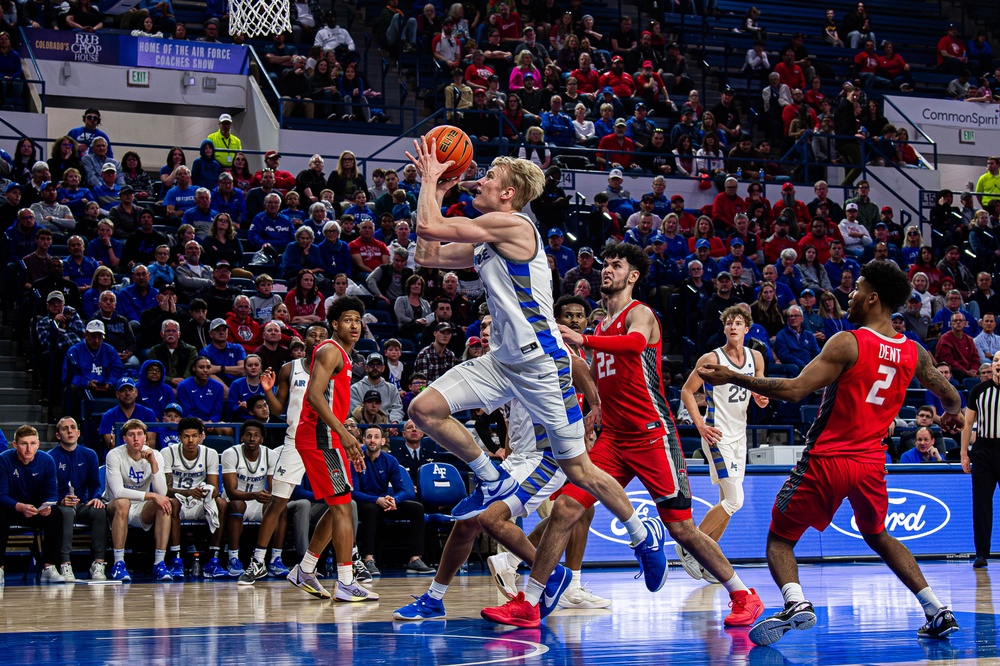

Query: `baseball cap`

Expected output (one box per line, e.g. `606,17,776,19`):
85,320,105,335
214,260,232,269
40,180,55,190
635,102,647,110
116,377,137,391
119,185,134,195
155,281,176,293
614,117,627,127
642,60,653,68
781,182,795,192
264,150,281,160
881,206,893,214
680,105,694,115
696,239,710,249
908,293,922,302
435,321,453,332
102,162,117,173
874,221,887,229
468,336,483,346
730,237,745,246
164,403,183,415
609,168,624,179
601,86,614,95
845,202,859,211
219,113,233,123
47,290,65,302
800,288,815,298
367,353,384,365
5,182,21,192
611,55,623,63
670,194,685,203
363,389,381,402
210,317,228,330
547,227,564,237
218,172,233,181
891,312,904,320
648,233,665,245
717,271,733,281
578,246,594,257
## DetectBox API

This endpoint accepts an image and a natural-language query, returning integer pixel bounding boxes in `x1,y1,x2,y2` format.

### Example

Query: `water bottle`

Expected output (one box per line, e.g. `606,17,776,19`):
758,168,765,182
191,551,201,578
736,167,742,180
68,481,74,499
325,555,334,577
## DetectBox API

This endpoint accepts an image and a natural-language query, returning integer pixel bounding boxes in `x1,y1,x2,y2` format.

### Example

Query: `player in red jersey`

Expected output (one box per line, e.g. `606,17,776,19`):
287,296,378,603
700,261,964,646
482,242,764,628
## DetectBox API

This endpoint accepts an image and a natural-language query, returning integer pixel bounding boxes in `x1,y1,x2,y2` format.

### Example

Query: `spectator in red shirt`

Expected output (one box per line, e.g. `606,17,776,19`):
599,56,638,101
798,217,835,264
711,177,748,231
669,194,697,233
463,51,494,90
596,119,638,171
877,41,913,91
226,295,262,353
348,219,389,279
772,182,812,230
936,23,967,73
853,39,892,89
490,3,522,44
780,88,817,137
774,48,806,91
763,216,799,265
570,52,602,94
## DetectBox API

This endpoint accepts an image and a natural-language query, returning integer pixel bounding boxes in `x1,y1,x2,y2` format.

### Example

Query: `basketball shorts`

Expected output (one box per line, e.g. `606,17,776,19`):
177,495,207,522
243,500,264,522
298,446,353,505
561,429,693,523
431,352,586,460
771,453,888,541
127,500,154,530
272,444,305,500
702,436,747,484
501,450,567,519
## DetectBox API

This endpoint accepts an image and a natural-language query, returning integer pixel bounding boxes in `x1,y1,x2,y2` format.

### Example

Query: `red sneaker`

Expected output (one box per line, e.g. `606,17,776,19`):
481,591,541,628
725,588,765,627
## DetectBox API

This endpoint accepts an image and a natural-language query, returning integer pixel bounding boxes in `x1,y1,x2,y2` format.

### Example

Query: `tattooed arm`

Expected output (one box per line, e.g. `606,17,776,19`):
697,331,858,403
914,344,965,433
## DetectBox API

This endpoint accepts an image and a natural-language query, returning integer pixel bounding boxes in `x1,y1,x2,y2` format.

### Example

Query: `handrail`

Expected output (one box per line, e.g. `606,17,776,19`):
17,26,46,112
882,95,938,168
247,45,281,102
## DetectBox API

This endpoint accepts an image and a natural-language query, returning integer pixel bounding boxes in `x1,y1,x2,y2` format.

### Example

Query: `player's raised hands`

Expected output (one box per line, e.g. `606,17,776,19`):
752,393,770,408
405,135,455,187
557,324,584,349
260,368,276,392
697,363,737,385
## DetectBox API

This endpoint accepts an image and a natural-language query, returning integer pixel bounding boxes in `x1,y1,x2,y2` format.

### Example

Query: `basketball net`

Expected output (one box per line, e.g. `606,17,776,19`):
229,0,291,37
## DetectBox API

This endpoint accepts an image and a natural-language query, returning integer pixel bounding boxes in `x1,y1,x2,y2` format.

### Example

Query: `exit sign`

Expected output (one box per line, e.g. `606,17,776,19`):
960,129,975,144
127,69,149,87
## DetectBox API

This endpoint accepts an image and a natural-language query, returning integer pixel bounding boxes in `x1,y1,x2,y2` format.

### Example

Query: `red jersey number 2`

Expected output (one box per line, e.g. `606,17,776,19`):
865,364,897,405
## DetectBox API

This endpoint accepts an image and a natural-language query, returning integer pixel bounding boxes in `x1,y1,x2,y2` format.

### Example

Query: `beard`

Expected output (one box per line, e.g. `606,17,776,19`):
600,277,626,296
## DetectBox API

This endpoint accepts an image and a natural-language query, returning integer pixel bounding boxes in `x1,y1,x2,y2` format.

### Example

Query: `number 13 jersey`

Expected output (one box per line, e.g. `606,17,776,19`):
592,300,675,440
705,346,756,446
807,327,917,463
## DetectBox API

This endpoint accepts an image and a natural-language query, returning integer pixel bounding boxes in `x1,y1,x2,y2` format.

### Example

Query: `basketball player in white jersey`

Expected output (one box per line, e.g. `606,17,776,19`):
679,306,768,582
406,137,666,619
162,417,226,578
238,324,328,585
222,420,280,577
104,418,172,582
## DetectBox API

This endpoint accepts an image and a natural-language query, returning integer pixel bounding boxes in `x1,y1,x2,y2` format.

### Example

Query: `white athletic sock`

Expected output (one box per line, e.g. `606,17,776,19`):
916,587,944,615
270,549,282,563
230,549,240,563
623,512,648,547
253,547,267,563
722,573,749,594
781,582,806,605
337,563,354,585
428,580,448,600
113,549,125,563
169,545,180,555
153,549,165,565
301,551,320,574
504,551,521,569
523,577,546,606
567,569,582,592
469,453,501,481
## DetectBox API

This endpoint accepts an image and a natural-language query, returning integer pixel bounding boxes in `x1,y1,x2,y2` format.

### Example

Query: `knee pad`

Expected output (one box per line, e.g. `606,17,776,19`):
719,478,745,516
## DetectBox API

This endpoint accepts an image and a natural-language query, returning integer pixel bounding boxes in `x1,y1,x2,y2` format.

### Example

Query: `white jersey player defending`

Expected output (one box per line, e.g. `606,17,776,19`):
679,304,768,581
405,137,666,618
103,418,172,582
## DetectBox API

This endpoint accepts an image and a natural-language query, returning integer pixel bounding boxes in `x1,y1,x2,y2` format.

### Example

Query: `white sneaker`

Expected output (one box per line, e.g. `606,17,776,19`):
335,578,380,602
90,561,107,581
487,553,518,599
40,565,66,584
700,564,720,584
675,543,703,580
558,585,612,609
0,568,5,586
59,563,76,582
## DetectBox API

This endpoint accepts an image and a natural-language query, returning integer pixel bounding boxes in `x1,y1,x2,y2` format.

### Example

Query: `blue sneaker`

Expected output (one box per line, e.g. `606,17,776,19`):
452,469,518,520
202,556,225,578
267,556,290,577
227,558,245,578
153,561,173,582
632,518,669,593
539,564,571,619
109,561,131,583
168,556,184,579
393,593,447,620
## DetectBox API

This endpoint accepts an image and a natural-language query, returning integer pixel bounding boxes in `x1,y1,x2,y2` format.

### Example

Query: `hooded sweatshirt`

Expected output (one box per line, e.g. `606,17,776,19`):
137,359,175,419
191,139,223,190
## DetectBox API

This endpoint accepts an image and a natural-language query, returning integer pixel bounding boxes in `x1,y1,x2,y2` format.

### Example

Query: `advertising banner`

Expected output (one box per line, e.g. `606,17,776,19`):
523,468,989,563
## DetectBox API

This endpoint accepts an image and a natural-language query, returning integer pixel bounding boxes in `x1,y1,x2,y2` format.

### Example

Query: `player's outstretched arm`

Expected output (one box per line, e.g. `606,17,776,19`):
306,345,366,471
914,344,964,432
699,330,857,403
681,352,722,443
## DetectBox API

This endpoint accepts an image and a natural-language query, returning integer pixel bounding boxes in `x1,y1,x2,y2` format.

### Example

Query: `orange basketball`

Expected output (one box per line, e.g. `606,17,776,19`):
426,125,474,180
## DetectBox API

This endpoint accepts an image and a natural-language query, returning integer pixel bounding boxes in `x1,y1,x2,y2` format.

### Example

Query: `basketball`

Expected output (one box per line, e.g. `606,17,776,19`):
426,125,474,180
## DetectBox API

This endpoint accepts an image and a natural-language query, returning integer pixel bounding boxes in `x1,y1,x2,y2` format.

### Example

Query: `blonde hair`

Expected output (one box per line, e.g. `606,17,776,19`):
14,424,38,443
490,156,545,211
122,418,148,435
525,126,544,142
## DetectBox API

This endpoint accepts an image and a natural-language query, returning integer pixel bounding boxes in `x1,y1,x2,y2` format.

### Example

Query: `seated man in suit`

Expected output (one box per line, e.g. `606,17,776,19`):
389,419,437,496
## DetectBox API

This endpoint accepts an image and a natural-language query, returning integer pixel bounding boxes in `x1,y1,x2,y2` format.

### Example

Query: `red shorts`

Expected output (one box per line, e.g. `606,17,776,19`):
771,454,888,541
297,446,353,505
560,429,692,523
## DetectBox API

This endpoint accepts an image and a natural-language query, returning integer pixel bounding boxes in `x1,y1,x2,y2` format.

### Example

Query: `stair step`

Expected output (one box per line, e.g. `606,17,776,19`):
0,371,29,388
0,340,14,355
0,357,26,371
0,387,38,405
0,405,43,421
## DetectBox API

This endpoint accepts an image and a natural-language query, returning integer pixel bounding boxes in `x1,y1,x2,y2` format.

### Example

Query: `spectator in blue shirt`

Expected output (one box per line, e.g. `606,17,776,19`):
181,187,217,239
211,173,247,227
824,241,861,287
249,194,295,252
342,190,376,227
718,237,762,284
201,318,246,385
63,235,99,288
540,95,576,147
684,240,720,282
100,377,158,450
319,221,353,277
176,356,225,423
0,425,64,583
625,212,658,253
544,228,576,277
4,204,39,263
137,359,174,419
226,353,265,420
774,305,822,372
67,108,114,158
85,219,123,271
353,426,434,575
49,416,108,580
658,214,689,264
80,138,122,190
62,319,123,420
898,427,944,463
757,264,797,310
116,264,159,324
191,140,223,190
163,166,197,221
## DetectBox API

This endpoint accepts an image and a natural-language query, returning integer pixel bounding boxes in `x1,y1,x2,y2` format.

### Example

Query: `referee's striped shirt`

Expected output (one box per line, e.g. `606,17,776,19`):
969,380,1000,439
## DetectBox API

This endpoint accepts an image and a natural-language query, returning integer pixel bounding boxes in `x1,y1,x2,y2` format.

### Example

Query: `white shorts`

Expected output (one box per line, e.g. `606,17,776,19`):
702,436,747,484
244,500,264,522
431,353,586,460
272,444,305,499
501,450,567,519
127,500,154,531
177,496,206,522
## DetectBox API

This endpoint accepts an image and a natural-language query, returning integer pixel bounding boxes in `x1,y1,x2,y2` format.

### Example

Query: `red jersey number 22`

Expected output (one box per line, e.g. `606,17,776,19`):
865,364,896,405
595,352,616,379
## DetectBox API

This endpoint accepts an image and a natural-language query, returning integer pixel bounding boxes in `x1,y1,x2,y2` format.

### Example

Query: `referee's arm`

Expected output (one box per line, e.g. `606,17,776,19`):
961,406,975,473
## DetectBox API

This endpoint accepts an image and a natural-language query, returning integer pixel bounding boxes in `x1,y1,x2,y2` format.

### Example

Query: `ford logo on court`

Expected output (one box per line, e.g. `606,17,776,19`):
828,488,951,541
590,490,713,545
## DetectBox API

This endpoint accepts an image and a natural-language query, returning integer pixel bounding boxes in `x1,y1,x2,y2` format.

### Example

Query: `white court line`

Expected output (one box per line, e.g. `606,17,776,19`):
95,629,549,665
